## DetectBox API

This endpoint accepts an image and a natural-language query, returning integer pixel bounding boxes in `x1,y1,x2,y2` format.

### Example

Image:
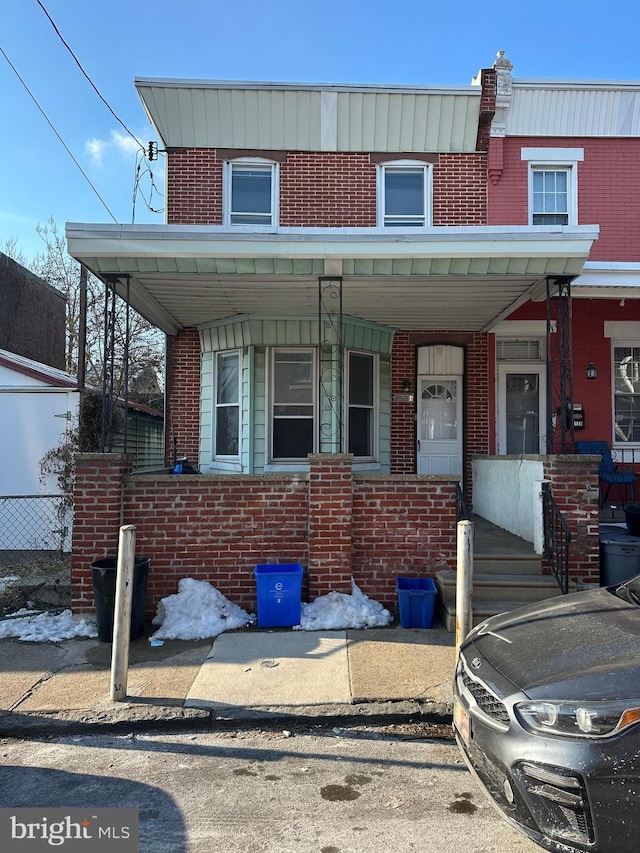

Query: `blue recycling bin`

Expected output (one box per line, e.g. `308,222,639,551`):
396,577,437,628
254,564,304,628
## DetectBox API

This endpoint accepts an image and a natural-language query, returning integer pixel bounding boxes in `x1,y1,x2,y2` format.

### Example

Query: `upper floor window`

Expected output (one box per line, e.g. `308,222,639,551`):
522,148,583,227
214,350,240,457
225,159,278,226
378,161,431,227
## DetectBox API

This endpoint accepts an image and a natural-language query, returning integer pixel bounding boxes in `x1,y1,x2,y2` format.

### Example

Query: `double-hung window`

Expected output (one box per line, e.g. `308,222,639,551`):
225,159,278,226
613,344,640,444
522,148,583,226
271,349,315,460
214,350,240,458
347,352,376,458
378,161,431,227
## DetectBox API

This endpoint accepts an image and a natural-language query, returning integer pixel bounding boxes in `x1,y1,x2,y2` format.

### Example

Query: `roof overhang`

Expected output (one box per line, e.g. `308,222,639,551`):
66,223,599,336
571,262,640,300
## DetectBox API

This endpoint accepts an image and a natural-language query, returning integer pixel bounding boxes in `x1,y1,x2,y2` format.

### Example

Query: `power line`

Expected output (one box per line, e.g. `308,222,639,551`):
36,0,144,151
0,45,118,223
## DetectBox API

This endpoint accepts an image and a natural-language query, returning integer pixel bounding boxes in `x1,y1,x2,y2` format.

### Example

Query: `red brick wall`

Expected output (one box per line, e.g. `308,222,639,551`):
488,137,640,261
543,455,600,584
165,149,488,227
165,328,200,465
71,453,459,616
352,476,457,606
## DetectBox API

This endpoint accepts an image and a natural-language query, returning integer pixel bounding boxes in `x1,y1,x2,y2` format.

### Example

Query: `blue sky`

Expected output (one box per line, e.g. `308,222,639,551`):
2,0,639,261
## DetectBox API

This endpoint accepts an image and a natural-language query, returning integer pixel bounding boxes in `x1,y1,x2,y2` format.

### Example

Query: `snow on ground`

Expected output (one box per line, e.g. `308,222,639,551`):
0,608,98,642
0,576,392,641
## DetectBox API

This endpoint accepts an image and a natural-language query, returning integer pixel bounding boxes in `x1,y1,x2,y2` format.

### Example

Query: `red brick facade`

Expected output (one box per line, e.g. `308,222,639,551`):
166,149,487,227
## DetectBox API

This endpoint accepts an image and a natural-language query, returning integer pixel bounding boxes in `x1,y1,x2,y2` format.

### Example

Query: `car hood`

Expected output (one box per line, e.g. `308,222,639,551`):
467,588,640,701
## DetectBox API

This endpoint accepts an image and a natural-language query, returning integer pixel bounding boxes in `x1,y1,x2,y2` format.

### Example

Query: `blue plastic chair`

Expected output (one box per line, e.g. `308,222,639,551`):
576,440,637,505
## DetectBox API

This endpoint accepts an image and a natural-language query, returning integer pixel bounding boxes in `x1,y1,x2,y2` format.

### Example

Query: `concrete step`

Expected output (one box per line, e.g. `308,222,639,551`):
435,569,563,633
474,555,543,575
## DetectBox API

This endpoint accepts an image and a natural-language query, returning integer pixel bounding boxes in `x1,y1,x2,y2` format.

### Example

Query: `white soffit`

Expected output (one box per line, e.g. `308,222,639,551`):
66,223,598,335
135,78,481,153
508,81,640,136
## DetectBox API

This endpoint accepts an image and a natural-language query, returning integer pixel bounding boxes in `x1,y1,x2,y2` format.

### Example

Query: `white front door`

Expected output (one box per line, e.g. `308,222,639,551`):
417,376,463,475
497,364,546,454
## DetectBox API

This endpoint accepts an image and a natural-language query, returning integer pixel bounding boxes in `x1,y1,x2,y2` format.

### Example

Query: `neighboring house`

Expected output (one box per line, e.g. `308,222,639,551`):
66,52,617,617
0,255,76,554
485,56,640,471
0,348,78,552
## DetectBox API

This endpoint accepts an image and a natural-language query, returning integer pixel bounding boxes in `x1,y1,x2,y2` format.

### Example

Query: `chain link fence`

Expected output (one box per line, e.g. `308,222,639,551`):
0,495,72,614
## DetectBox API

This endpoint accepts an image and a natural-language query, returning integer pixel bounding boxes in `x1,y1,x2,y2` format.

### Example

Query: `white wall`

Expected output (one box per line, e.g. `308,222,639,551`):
0,373,79,549
472,457,545,552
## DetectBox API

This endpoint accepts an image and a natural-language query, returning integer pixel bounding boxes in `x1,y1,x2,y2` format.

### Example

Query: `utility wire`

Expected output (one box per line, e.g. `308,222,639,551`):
0,45,118,223
36,0,144,151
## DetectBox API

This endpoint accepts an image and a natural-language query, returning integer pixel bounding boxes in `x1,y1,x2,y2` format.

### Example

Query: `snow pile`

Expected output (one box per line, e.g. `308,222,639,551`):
0,609,98,642
151,577,254,640
296,580,392,631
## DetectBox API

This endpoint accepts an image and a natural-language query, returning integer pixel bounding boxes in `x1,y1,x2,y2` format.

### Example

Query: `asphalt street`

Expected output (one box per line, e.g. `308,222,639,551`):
0,727,544,853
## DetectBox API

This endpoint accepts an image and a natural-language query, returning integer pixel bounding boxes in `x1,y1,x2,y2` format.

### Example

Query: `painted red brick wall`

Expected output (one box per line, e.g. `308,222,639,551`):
165,149,487,227
488,137,640,261
71,454,459,616
165,328,200,466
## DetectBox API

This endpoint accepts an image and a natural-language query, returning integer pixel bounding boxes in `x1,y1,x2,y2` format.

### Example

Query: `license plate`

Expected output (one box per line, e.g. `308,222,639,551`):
454,700,471,747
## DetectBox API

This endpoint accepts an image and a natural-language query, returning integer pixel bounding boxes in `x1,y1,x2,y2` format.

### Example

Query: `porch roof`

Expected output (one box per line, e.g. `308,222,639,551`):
66,223,599,336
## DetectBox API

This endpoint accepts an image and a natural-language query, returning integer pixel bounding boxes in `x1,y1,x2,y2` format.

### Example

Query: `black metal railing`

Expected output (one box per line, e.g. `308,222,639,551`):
541,482,571,594
456,483,472,522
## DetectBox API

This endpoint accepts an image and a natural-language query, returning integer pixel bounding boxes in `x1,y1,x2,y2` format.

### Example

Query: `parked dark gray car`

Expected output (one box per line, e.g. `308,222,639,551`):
453,579,640,853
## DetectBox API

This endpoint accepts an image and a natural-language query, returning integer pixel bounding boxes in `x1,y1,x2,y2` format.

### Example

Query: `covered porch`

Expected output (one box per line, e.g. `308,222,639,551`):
66,221,600,616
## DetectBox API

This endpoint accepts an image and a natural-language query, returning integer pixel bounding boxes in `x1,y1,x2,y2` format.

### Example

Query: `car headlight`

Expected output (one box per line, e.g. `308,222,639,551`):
515,700,640,738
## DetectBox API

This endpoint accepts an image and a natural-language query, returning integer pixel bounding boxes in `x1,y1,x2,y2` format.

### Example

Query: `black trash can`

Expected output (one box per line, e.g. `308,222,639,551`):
90,556,149,642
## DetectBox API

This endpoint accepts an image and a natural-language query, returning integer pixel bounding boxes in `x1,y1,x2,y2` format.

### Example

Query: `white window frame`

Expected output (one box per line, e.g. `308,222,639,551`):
377,160,432,227
268,347,317,464
223,157,279,226
521,148,583,226
612,340,640,447
345,350,378,461
213,349,241,462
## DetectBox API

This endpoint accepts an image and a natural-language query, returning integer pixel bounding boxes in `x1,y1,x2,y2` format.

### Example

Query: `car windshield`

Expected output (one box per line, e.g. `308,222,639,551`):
615,575,640,606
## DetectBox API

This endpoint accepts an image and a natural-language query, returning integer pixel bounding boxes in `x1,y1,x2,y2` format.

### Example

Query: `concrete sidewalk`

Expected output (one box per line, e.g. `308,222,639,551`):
0,624,456,736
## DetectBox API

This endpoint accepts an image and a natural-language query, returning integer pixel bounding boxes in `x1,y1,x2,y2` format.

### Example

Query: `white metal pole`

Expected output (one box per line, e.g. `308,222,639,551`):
456,519,474,660
110,524,136,701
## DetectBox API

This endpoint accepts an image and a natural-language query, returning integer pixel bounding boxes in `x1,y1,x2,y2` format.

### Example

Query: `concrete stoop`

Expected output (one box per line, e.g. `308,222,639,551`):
435,554,563,633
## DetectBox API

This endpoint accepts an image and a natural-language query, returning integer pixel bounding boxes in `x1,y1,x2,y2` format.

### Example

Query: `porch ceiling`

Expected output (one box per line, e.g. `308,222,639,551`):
66,223,599,336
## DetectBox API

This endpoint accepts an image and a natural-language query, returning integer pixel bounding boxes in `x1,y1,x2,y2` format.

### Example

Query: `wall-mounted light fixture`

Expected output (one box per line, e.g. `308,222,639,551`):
586,362,597,380
402,379,411,392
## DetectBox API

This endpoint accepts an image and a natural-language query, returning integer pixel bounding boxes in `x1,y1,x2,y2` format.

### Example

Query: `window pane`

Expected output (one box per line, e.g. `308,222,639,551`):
231,167,272,214
273,419,314,458
349,353,373,405
383,166,426,225
274,351,313,405
614,347,640,442
532,169,569,223
216,407,239,455
348,408,372,457
217,352,239,404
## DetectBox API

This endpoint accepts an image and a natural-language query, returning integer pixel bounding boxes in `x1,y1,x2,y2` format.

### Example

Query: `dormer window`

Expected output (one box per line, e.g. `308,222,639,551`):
225,159,279,226
378,161,432,227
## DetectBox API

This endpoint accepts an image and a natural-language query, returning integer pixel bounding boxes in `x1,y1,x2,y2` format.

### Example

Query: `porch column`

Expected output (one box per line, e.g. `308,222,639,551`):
543,455,600,584
71,453,133,613
308,454,353,598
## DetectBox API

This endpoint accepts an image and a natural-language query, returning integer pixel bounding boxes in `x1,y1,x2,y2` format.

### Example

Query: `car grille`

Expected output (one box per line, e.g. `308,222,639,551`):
461,668,510,725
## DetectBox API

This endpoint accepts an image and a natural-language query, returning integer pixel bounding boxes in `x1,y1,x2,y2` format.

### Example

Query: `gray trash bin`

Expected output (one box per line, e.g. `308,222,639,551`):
599,526,640,586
